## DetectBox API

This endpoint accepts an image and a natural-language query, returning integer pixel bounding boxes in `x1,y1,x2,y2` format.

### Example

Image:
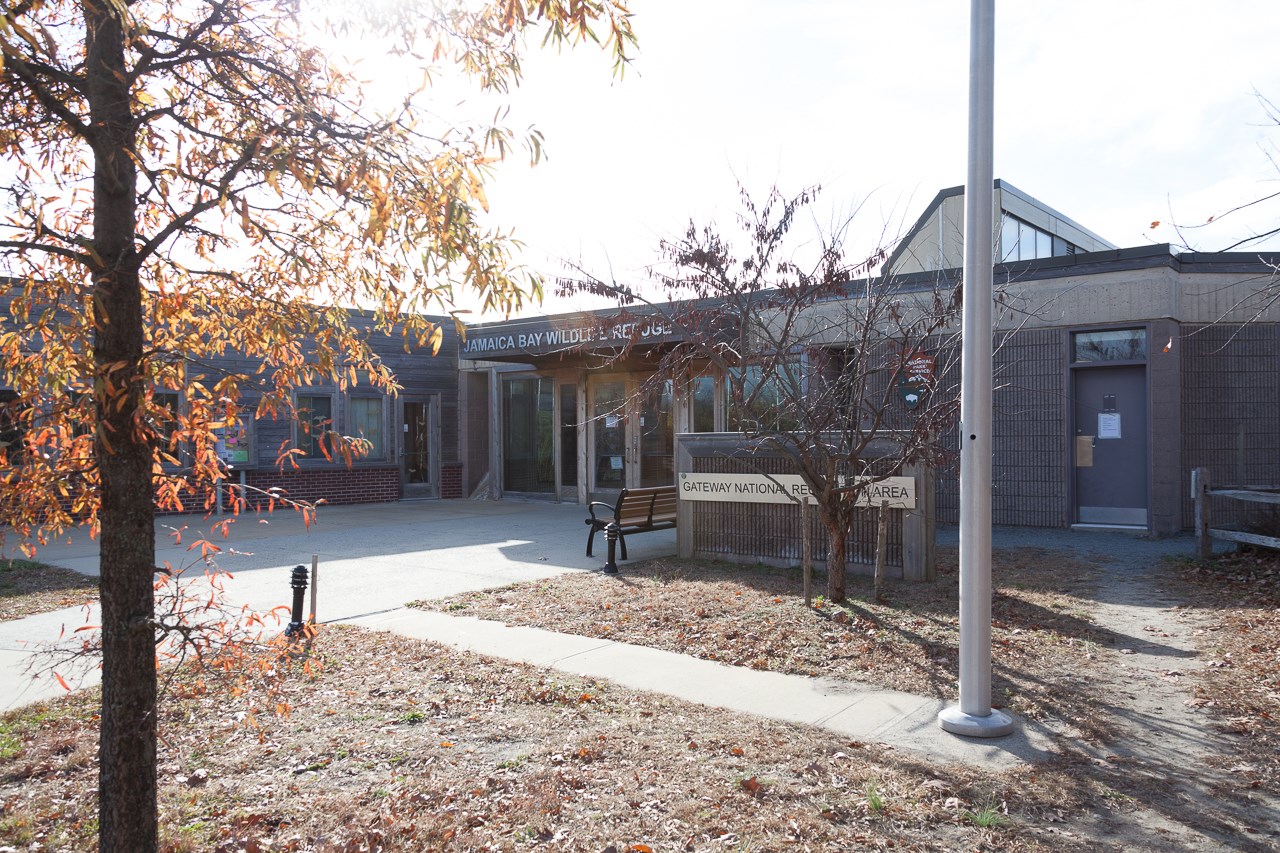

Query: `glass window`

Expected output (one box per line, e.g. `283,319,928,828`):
692,375,716,432
1072,329,1147,363
0,390,26,465
1035,228,1052,259
728,365,797,432
151,391,182,458
296,393,333,459
348,397,385,459
503,377,555,493
1018,221,1036,261
559,383,577,487
640,379,674,487
1000,215,1019,262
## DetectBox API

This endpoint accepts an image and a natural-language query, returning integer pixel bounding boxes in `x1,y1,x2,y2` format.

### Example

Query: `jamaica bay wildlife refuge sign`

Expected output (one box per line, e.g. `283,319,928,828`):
678,472,916,508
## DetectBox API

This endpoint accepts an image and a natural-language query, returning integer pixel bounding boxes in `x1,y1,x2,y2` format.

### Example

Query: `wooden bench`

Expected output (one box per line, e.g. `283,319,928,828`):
585,485,678,560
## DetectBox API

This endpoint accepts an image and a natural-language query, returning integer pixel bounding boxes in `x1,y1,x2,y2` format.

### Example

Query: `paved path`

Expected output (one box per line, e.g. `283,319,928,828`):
1,501,1203,770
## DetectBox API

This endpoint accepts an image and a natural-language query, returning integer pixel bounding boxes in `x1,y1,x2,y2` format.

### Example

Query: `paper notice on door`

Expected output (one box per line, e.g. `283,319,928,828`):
1097,412,1121,439
610,455,623,470
605,415,620,429
1075,436,1094,467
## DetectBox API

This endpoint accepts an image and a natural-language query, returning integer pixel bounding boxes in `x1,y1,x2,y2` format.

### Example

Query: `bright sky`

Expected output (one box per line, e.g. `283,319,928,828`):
454,0,1280,319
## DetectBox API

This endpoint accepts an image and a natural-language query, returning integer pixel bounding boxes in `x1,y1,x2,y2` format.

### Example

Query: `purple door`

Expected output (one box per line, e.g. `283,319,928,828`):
1073,365,1148,526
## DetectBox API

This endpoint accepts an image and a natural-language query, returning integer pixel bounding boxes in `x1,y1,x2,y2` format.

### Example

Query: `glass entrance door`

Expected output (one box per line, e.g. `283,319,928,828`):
401,397,439,499
589,376,675,497
591,380,628,495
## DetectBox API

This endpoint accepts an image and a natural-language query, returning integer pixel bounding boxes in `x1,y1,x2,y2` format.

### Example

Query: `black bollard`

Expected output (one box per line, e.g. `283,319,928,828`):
285,564,309,637
602,522,620,575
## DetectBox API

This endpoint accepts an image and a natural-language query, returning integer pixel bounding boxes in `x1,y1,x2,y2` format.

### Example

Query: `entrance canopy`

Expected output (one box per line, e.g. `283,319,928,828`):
460,308,685,363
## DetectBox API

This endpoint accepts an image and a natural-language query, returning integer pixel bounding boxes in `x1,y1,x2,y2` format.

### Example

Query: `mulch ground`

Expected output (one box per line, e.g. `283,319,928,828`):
418,547,1114,741
0,559,98,622
1,544,1277,850
1170,549,1280,792
0,625,1113,853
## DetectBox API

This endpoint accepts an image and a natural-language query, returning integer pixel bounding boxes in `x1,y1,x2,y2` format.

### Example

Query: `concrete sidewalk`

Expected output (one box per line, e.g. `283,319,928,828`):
1,499,1090,769
349,607,1060,769
3,499,672,709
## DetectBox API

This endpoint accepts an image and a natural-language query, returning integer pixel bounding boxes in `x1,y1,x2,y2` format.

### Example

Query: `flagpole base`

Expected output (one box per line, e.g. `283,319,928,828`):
938,705,1016,738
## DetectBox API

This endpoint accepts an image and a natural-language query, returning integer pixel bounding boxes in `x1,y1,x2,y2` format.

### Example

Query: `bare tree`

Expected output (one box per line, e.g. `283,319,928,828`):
562,185,960,602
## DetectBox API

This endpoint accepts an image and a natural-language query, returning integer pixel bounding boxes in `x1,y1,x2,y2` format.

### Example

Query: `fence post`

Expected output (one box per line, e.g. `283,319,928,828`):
902,461,935,582
1192,467,1211,559
874,499,889,602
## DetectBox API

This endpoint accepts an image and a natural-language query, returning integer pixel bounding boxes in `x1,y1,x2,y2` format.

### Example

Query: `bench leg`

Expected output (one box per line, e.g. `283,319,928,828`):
586,525,597,557
618,532,628,561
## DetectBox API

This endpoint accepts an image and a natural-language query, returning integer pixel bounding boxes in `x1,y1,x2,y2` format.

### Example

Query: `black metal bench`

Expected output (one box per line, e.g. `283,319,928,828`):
585,485,678,560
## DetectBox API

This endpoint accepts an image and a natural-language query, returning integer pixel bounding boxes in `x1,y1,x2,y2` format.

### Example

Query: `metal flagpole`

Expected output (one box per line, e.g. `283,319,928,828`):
938,0,1015,738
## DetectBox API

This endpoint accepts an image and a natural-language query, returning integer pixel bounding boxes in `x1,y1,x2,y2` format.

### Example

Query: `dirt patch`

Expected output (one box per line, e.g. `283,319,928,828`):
0,559,98,622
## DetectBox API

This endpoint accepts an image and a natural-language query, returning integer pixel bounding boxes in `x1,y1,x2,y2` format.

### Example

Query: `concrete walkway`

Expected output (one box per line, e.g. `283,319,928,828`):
2,500,1183,769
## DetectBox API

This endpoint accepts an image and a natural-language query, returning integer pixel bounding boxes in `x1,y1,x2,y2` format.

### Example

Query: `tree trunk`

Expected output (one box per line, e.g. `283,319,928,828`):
822,507,848,603
801,499,812,607
87,5,158,851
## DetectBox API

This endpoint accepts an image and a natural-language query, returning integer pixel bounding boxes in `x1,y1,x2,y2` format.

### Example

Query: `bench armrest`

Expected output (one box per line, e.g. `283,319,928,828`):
586,501,615,523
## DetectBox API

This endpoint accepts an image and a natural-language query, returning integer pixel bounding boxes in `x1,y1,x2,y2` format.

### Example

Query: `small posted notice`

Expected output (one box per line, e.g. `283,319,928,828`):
1098,412,1122,440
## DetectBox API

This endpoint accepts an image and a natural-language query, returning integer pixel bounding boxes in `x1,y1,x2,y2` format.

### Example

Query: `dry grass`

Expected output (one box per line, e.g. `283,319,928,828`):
2,545,1277,850
0,559,98,622
420,546,1112,740
0,626,1114,852
1171,548,1280,792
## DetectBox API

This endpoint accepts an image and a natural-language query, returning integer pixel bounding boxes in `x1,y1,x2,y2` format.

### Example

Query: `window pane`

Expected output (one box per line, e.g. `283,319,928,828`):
152,391,182,456
1019,221,1035,261
559,383,577,487
0,390,26,465
640,379,673,487
692,375,716,432
1072,329,1147,362
1000,215,1019,262
349,397,384,458
297,394,332,458
1035,228,1051,259
503,377,555,492
729,365,795,432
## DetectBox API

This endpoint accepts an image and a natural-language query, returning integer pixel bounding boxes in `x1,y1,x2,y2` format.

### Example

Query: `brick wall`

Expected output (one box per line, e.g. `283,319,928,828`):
242,466,401,508
441,462,464,499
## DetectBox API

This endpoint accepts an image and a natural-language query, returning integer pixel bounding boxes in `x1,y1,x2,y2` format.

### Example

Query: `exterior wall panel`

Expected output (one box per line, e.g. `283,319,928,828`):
1180,322,1280,531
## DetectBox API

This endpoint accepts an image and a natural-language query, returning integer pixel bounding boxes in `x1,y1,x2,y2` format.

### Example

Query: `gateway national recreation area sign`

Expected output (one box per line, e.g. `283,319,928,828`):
679,473,916,509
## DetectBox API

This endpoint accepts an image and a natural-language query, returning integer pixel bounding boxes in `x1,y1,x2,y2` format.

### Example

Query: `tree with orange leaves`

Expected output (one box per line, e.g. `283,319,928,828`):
0,0,634,848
